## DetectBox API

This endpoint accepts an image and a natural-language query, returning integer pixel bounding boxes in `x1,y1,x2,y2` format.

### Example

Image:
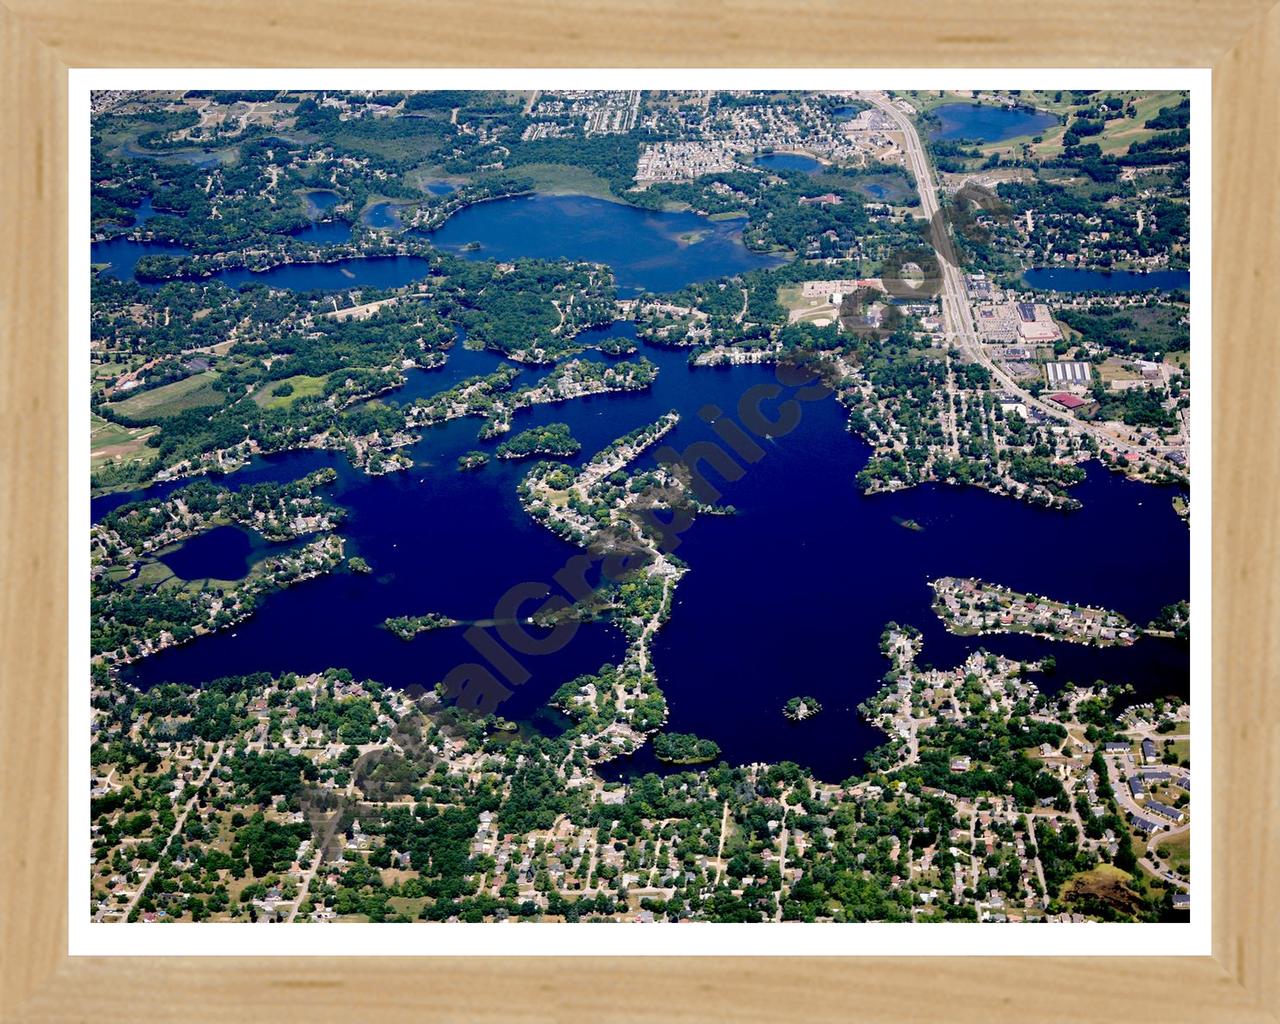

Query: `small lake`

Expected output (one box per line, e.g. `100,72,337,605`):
289,220,353,244
930,103,1058,143
292,191,352,244
1022,268,1191,293
301,190,340,217
120,142,228,169
156,524,305,582
425,181,457,196
754,153,823,173
364,202,405,228
422,193,784,294
92,236,191,283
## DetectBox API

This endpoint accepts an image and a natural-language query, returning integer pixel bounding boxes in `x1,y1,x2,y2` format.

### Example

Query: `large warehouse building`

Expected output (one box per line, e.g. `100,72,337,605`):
1045,360,1093,386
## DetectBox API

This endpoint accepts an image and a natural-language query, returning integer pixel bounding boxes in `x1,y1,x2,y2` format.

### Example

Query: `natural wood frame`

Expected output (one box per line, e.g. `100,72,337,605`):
2,2,1277,1019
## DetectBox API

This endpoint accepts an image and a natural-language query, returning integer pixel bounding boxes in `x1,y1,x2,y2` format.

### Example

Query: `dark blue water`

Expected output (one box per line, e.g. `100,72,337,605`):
92,192,782,296
423,194,784,294
832,106,862,121
289,220,354,244
931,103,1058,142
754,153,822,173
92,236,191,282
1022,268,1191,293
129,197,164,227
364,202,403,228
425,181,457,196
121,336,1190,780
303,190,340,217
156,524,290,581
864,184,886,199
92,198,193,280
292,190,352,244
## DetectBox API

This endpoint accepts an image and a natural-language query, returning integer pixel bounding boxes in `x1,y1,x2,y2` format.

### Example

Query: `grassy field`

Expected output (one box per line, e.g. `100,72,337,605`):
329,122,447,164
386,896,428,920
107,370,224,420
1156,830,1191,875
1022,90,1186,161
92,354,150,384
90,414,157,469
483,162,621,202
1097,357,1142,383
252,374,328,410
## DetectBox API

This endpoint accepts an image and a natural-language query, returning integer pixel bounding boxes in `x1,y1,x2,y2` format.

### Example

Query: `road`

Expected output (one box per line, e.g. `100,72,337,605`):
285,848,325,923
711,799,731,885
862,93,1189,471
1100,751,1191,892
103,742,225,922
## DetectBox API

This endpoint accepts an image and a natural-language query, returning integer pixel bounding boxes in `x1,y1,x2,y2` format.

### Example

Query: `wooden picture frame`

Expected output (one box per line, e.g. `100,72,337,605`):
2,2,1276,1018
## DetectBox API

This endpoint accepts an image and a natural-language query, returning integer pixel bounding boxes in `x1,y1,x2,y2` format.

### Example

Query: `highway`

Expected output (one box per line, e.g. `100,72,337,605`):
862,93,1189,471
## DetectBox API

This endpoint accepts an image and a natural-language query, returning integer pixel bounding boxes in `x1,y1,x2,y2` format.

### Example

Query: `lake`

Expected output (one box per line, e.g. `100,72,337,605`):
119,142,228,168
754,153,823,173
156,523,309,582
1022,268,1191,293
422,193,784,294
302,190,340,217
121,336,1190,782
930,103,1058,143
92,191,783,297
363,202,403,228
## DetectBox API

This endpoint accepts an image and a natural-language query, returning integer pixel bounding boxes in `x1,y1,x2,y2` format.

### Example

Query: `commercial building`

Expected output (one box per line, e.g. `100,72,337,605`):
1045,361,1093,387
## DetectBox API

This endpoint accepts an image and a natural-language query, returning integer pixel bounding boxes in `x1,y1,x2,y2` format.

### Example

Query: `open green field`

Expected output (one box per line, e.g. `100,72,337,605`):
1022,90,1187,160
92,354,151,384
91,414,157,469
252,374,328,410
106,371,224,420
386,896,428,920
482,162,620,202
328,122,447,164
1156,830,1191,874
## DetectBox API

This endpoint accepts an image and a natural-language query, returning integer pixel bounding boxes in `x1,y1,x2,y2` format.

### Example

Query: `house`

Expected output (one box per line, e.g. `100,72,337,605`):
1142,738,1159,763
1147,801,1184,823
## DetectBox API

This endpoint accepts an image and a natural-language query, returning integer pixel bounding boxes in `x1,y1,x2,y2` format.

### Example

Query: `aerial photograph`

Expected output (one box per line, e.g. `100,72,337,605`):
87,87,1193,926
